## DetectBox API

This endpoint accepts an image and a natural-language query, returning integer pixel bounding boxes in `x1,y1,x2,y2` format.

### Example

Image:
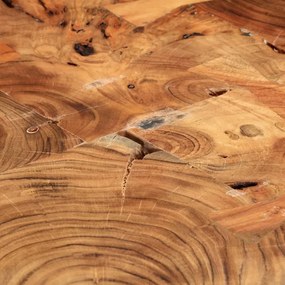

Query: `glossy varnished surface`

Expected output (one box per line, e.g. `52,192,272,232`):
0,0,285,284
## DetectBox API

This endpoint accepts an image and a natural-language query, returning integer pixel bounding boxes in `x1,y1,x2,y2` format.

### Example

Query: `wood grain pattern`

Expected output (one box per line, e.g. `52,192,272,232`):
0,136,283,284
0,0,285,284
212,194,285,241
0,91,82,172
104,0,208,26
198,0,285,49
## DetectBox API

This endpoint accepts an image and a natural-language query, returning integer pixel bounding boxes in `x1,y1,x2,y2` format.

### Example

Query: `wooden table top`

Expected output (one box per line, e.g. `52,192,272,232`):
0,0,285,284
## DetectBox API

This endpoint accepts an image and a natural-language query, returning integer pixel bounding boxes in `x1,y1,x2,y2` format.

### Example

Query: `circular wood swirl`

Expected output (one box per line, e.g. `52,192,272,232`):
133,125,214,160
0,91,82,172
0,140,284,284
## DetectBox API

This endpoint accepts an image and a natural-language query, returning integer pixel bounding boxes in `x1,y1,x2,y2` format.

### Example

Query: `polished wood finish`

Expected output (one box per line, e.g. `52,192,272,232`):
0,0,285,284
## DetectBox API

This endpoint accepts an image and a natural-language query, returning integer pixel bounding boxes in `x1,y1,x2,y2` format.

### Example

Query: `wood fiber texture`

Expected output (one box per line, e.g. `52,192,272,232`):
0,0,285,284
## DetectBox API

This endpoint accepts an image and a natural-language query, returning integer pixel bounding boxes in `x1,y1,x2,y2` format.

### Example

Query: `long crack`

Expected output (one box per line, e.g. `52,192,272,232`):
120,132,161,197
121,154,136,198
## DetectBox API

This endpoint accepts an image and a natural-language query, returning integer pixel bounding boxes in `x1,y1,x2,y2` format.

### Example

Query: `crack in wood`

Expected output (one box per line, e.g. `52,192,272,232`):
264,39,285,54
120,131,160,197
208,88,230,97
1,1,285,283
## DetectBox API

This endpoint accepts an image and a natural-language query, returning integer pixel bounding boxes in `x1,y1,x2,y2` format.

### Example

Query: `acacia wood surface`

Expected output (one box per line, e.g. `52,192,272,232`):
0,0,285,284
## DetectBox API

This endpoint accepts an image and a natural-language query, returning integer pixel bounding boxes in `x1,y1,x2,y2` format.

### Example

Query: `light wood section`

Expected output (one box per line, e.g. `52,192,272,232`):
104,0,208,26
212,194,285,241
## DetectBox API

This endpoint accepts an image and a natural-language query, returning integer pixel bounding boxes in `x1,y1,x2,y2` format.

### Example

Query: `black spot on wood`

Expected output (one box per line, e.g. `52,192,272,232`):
74,43,95,56
264,40,285,54
183,34,191,39
99,22,110,39
229,182,258,190
182,32,204,39
67,62,78,66
208,88,229,97
59,20,67,28
133,26,145,33
139,117,165,130
127,84,135,89
48,120,59,124
71,24,85,33
38,0,59,16
2,0,13,8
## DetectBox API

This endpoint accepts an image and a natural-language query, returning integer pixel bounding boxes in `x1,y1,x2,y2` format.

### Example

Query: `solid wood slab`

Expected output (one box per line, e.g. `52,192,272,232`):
0,0,285,284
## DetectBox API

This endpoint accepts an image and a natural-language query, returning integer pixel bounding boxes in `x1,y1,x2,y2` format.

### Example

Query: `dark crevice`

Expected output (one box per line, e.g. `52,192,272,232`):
67,62,78,66
2,0,13,8
47,120,59,125
127,84,135,89
240,28,253,37
76,29,85,33
228,181,258,190
74,43,95,56
120,131,161,196
119,130,161,159
182,32,204,39
24,12,43,22
38,0,47,10
264,40,285,54
116,129,191,166
38,0,57,16
99,22,110,39
59,20,67,28
133,26,145,33
208,88,230,97
241,32,252,37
